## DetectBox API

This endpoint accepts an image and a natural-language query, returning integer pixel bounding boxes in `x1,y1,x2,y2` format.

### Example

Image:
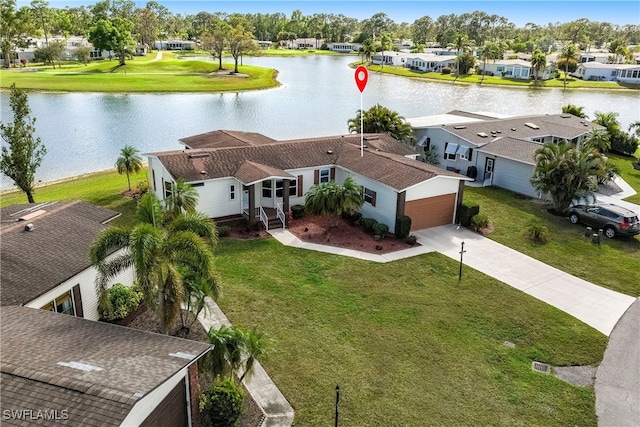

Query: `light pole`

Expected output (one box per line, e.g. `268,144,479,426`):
335,385,340,427
458,241,466,281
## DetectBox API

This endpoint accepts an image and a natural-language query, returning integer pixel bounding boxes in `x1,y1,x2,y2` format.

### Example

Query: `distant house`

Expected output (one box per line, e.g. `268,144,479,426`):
328,42,361,53
146,131,470,232
155,40,196,50
256,40,273,49
408,111,604,198
371,51,410,66
480,59,554,80
406,54,456,72
572,62,640,83
578,52,612,64
287,37,323,49
0,305,210,427
0,201,134,321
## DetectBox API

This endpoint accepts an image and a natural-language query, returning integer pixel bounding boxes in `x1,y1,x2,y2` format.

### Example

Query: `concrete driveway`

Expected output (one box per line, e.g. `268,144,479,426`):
413,225,635,336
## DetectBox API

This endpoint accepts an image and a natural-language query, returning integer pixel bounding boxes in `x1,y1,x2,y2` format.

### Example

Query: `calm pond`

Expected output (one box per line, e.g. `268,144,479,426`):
1,55,639,185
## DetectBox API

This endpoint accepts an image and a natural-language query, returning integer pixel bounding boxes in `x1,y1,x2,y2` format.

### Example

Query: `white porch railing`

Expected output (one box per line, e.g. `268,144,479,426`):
258,206,269,230
276,203,286,229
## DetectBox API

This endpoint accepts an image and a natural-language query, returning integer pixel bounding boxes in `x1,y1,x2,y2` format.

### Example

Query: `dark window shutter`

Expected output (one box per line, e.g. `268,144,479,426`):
72,284,83,318
444,142,448,155
314,170,319,184
468,148,473,161
298,175,303,195
371,191,377,207
330,167,336,181
426,137,431,150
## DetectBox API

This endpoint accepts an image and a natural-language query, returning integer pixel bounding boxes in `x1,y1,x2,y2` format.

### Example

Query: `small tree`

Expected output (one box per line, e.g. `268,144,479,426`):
305,176,364,227
166,177,198,219
73,45,91,65
115,145,143,191
199,376,244,427
33,40,65,69
179,266,220,333
0,84,47,203
348,104,414,145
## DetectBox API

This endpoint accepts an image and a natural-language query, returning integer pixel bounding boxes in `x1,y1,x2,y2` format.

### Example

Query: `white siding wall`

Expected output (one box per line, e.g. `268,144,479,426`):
25,249,134,321
196,177,242,218
405,177,461,201
348,173,398,232
491,157,538,198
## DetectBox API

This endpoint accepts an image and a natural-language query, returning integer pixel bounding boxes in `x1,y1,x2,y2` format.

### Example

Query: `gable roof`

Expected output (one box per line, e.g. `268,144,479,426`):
0,306,210,426
180,129,276,149
0,201,120,307
477,136,539,165
148,133,465,191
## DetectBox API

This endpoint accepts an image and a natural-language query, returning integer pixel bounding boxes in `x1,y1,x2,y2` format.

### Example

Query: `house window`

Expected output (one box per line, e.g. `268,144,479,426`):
41,291,75,316
262,180,272,198
319,168,330,184
275,179,297,198
230,184,236,200
364,188,377,207
164,181,173,199
444,142,457,160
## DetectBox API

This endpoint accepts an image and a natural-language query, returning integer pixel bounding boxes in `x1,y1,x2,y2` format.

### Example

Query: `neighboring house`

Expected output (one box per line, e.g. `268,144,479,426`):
578,52,612,64
0,201,134,321
572,62,640,82
371,51,410,66
146,132,470,232
256,40,273,49
155,40,196,50
0,305,210,427
408,111,604,198
480,59,554,80
406,54,456,72
327,42,361,53
0,37,112,64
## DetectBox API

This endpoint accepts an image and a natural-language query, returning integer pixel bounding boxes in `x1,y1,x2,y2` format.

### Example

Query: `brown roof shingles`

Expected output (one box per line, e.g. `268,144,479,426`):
0,306,210,426
0,201,120,307
179,129,276,149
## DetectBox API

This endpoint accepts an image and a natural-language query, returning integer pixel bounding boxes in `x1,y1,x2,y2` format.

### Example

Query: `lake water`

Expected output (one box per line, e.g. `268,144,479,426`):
1,55,639,186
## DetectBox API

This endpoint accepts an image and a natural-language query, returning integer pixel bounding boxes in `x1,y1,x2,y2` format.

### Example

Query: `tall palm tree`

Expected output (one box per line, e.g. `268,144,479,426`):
561,104,588,119
347,104,414,144
90,193,218,334
115,145,143,192
530,48,546,81
479,42,499,82
166,177,199,219
559,44,578,88
593,111,621,136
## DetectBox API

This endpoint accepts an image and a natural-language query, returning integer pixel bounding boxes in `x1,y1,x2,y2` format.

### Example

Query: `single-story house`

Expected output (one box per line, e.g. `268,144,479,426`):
0,201,134,321
408,111,604,198
371,51,410,66
256,40,273,49
480,59,554,80
155,40,196,50
0,305,210,427
327,42,361,53
578,52,611,64
572,62,640,83
146,132,471,232
406,54,456,72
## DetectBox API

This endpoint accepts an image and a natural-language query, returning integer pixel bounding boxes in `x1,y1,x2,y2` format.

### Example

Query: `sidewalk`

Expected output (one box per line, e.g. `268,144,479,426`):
197,297,295,427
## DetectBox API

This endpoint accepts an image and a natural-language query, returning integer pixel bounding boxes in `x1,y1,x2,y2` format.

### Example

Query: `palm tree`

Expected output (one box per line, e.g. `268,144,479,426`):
559,44,578,87
90,193,218,334
166,177,199,219
179,265,220,332
305,176,364,227
479,42,499,82
530,142,604,215
628,121,640,138
115,145,143,192
530,48,546,81
581,129,610,153
593,111,622,136
347,104,414,144
562,104,588,119
203,325,270,381
447,33,475,76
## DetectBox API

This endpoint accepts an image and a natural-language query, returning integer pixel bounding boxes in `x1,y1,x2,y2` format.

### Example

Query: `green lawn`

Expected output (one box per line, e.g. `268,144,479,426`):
0,52,278,93
215,238,605,426
607,153,640,205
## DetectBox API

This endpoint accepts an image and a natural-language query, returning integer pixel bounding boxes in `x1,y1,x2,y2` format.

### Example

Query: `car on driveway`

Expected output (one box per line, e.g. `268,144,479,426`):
568,203,640,238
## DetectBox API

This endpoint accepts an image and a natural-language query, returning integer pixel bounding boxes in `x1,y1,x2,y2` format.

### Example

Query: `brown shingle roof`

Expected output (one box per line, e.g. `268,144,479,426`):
0,306,210,426
179,129,276,149
148,133,451,190
440,114,604,146
0,202,121,307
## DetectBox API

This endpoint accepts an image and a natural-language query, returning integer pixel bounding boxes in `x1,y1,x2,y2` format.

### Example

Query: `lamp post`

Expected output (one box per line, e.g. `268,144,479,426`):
458,241,466,281
335,385,341,427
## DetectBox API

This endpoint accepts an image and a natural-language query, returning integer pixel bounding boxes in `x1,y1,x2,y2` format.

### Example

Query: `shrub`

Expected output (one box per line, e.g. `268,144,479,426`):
405,234,418,245
342,211,362,224
98,283,142,321
361,217,378,234
136,179,149,194
441,67,451,74
459,203,480,227
470,213,490,232
524,220,550,244
610,132,639,156
372,222,389,237
395,215,412,239
291,204,305,219
217,225,231,237
199,376,244,427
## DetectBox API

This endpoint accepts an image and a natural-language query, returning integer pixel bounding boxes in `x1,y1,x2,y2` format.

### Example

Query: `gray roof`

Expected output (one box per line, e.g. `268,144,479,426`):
0,201,121,307
148,133,465,191
477,136,539,165
0,306,210,426
436,113,604,147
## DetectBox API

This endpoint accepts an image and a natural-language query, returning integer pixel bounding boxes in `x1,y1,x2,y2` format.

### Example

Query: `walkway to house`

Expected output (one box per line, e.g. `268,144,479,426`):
197,297,295,427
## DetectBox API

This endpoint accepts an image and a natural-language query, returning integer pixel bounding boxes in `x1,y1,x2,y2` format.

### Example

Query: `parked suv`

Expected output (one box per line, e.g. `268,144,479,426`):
568,203,640,238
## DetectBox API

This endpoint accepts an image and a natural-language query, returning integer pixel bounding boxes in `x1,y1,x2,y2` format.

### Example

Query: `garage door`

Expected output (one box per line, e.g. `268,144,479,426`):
405,193,456,230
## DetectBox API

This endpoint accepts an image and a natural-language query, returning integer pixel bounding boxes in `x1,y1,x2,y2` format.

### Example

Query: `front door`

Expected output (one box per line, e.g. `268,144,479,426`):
484,158,494,185
242,186,249,213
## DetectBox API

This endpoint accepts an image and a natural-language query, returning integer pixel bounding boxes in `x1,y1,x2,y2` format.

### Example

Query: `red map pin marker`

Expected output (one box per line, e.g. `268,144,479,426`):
355,65,368,93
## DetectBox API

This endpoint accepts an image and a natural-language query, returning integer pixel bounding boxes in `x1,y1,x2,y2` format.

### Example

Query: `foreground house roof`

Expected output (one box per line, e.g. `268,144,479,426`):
179,129,277,149
147,133,464,191
477,136,540,165
0,201,120,307
0,306,210,426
